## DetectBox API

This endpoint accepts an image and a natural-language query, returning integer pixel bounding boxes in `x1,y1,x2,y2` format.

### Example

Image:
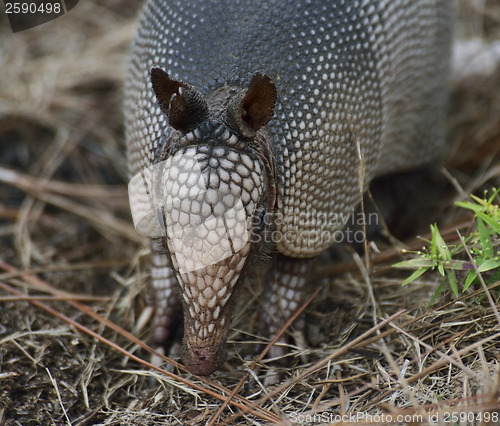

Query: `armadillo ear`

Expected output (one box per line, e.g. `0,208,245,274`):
242,72,277,130
227,72,277,138
151,68,209,132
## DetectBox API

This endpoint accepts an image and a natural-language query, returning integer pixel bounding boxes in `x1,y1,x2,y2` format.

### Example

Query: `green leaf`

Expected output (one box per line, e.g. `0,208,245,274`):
393,258,434,269
486,188,500,205
401,267,429,286
470,192,488,207
446,269,458,296
464,270,477,291
478,257,500,272
455,200,484,214
432,224,451,261
438,263,445,276
429,281,446,305
444,260,475,271
477,217,494,258
430,224,438,259
476,211,500,235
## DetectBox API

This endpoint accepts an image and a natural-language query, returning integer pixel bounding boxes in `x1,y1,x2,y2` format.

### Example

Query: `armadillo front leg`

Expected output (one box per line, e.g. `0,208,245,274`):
262,254,317,359
150,239,181,351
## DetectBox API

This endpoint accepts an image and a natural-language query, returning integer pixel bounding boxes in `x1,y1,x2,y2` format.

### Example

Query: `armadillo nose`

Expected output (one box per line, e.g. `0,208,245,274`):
182,342,227,376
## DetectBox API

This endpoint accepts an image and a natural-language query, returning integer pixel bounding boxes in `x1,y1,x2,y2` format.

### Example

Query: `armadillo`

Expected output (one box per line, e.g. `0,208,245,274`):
125,0,452,375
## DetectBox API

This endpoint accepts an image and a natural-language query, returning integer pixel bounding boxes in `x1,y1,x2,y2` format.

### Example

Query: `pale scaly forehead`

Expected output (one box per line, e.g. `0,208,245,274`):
128,144,263,270
163,144,263,273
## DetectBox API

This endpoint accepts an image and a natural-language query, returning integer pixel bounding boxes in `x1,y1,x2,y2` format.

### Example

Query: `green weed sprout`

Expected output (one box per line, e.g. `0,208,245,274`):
393,188,500,303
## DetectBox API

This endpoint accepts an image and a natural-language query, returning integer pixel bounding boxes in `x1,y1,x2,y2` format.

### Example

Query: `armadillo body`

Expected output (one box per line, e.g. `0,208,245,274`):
125,0,452,375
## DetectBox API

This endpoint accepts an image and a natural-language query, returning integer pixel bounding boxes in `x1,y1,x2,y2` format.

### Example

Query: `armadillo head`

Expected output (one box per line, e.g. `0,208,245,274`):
149,68,277,375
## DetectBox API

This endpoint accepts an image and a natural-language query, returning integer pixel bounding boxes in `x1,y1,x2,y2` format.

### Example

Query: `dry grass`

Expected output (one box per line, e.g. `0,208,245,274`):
0,1,499,425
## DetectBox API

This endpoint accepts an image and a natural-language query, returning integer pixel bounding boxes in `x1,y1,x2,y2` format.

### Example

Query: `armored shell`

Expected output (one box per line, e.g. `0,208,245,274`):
125,0,452,375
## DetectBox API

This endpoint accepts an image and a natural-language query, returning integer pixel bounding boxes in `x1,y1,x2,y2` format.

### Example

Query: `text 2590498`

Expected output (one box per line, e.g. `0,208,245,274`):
442,411,498,424
5,2,61,14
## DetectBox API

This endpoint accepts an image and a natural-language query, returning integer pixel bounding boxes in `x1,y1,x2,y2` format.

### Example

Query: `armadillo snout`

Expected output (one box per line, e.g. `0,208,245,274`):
160,144,265,374
175,245,251,375
182,340,227,376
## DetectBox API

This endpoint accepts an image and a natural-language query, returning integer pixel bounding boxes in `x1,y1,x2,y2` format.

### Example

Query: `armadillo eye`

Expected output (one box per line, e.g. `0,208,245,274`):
241,108,250,124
